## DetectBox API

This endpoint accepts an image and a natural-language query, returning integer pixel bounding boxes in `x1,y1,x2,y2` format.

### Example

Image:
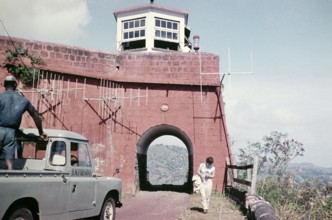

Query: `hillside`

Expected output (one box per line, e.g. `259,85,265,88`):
147,144,188,185
256,162,332,183
147,143,332,185
286,162,332,183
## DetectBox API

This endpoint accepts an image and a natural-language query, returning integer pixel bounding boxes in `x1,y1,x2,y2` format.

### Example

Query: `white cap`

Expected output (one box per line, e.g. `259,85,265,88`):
4,75,17,87
4,75,17,83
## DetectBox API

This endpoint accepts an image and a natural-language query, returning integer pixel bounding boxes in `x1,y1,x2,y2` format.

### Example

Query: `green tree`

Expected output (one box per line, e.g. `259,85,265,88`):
238,132,332,219
238,131,304,176
1,43,45,86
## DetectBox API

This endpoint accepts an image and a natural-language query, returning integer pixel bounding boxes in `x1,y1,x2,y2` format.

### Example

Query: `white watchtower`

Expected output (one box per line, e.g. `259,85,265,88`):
113,2,192,52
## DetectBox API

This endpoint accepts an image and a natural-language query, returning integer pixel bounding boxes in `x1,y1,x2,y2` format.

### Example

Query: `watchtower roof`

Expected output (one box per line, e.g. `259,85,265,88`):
113,4,188,22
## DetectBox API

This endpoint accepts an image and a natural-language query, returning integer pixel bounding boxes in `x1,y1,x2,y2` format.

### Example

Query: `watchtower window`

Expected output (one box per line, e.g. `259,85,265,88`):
122,18,146,41
155,18,179,42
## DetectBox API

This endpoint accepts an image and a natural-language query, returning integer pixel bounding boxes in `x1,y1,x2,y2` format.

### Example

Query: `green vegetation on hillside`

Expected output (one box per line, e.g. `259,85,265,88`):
257,176,332,219
287,163,332,183
147,144,188,185
237,131,332,219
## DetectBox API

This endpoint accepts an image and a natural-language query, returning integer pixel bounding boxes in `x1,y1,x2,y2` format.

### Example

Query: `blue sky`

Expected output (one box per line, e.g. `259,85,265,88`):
1,0,331,167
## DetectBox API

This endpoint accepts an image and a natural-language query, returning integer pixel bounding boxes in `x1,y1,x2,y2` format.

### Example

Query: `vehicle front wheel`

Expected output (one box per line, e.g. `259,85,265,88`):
8,206,34,220
100,197,116,220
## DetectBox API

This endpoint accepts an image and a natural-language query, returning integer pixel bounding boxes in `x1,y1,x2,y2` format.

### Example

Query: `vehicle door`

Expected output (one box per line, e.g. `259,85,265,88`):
68,141,96,212
21,139,71,216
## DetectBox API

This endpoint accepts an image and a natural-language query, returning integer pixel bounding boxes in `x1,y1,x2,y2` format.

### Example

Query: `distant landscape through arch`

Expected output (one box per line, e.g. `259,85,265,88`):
136,124,193,192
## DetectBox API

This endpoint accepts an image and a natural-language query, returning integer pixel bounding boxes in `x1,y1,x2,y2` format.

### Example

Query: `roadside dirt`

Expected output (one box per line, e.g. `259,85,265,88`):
116,191,246,220
117,191,189,220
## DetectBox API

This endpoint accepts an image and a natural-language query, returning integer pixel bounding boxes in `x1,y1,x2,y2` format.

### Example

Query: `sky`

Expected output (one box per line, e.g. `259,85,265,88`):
1,0,331,167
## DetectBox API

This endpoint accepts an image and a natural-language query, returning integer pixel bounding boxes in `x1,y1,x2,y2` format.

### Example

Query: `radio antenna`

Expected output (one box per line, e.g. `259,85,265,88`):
223,48,254,97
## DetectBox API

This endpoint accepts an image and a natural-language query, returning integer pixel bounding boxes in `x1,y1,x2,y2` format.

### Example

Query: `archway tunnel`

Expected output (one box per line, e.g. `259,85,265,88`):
136,124,193,193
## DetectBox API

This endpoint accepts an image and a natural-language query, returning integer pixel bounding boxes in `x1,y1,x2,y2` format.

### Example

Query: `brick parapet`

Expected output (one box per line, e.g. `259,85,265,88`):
0,35,219,86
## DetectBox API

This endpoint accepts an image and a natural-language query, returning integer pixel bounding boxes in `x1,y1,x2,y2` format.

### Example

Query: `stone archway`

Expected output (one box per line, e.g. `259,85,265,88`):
136,124,193,193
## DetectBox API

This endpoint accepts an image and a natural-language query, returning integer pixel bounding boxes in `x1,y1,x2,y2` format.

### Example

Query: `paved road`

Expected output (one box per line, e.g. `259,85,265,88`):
116,191,190,220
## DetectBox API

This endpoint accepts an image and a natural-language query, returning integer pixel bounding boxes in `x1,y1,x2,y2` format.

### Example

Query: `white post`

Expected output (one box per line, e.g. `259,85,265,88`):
251,156,259,195
247,158,252,193
226,157,233,186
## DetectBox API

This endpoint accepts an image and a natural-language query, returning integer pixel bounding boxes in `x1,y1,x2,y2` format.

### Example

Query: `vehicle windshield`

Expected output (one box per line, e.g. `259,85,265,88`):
70,142,92,167
50,141,66,166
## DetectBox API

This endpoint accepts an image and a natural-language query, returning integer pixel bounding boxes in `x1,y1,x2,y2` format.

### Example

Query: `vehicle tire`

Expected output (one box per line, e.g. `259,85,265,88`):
7,206,34,220
99,197,116,220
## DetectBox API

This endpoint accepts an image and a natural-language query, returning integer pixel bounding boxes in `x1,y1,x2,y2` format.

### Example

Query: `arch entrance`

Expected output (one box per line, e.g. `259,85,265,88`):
136,124,193,193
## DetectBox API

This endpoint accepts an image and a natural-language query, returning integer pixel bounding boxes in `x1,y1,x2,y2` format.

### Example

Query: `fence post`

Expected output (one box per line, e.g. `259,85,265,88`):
247,158,252,193
226,157,233,186
250,156,259,195
233,168,237,178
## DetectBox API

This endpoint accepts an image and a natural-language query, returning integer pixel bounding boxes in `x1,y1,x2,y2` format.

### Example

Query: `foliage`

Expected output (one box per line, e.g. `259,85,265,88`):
234,131,332,219
257,176,332,219
238,131,304,175
1,43,45,86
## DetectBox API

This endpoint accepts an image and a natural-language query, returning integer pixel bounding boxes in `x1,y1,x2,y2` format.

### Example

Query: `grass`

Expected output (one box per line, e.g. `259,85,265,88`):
177,192,246,220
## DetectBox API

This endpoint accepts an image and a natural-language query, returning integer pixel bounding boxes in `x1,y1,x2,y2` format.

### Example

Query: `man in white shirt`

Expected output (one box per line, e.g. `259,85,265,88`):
197,156,215,214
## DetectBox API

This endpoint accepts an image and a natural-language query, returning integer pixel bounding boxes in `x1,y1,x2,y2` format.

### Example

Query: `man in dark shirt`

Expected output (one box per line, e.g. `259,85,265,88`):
0,75,47,169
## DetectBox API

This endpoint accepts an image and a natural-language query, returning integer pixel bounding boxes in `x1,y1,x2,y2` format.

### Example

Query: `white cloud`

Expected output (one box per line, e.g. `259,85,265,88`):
0,0,91,44
224,73,332,167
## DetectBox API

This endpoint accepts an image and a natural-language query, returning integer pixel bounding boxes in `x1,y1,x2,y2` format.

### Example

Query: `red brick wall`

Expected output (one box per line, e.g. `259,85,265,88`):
0,36,232,193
